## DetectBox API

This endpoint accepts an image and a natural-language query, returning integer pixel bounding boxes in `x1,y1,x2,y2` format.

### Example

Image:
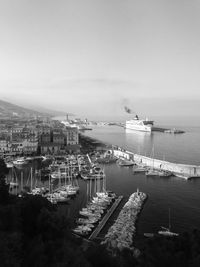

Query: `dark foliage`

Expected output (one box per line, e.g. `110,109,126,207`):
85,243,120,267
0,158,10,204
138,230,200,267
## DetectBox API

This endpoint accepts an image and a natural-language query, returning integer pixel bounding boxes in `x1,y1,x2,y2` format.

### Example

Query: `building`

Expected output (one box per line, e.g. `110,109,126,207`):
40,143,64,155
64,127,79,145
10,126,38,155
63,127,80,153
11,142,24,154
52,130,65,145
23,135,38,155
0,140,12,155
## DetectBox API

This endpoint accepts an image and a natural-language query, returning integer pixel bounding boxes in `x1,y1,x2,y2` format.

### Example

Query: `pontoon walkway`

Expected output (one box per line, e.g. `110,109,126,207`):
88,195,123,240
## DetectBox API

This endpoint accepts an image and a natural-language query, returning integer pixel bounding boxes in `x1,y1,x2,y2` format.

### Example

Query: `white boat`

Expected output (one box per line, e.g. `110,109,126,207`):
13,157,28,167
117,158,136,166
158,228,179,237
6,161,14,168
25,157,34,161
146,169,160,177
145,146,160,177
126,115,154,132
158,208,179,237
51,192,70,203
144,233,154,238
79,210,101,218
158,170,172,177
73,225,92,235
9,181,19,187
77,218,98,224
133,165,148,173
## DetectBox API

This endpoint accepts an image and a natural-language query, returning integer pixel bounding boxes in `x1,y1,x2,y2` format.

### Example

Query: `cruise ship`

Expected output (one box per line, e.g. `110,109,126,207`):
125,115,154,132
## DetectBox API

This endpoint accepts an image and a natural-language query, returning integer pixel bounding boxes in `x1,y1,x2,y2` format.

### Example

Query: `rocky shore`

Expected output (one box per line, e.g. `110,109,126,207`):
101,189,147,254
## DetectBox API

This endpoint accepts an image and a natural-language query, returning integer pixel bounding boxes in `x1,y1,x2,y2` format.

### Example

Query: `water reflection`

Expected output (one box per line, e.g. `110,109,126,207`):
125,129,153,155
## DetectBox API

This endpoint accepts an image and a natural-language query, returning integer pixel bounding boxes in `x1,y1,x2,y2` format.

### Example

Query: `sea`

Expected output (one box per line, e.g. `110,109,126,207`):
8,118,200,239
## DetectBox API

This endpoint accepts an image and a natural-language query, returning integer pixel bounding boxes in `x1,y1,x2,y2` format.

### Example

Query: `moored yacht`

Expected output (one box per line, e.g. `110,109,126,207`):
146,169,160,177
158,227,179,237
117,158,136,166
133,165,149,173
13,157,28,167
158,208,179,237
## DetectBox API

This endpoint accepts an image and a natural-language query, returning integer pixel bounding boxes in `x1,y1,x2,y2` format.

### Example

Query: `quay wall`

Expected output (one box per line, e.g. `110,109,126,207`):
112,149,200,178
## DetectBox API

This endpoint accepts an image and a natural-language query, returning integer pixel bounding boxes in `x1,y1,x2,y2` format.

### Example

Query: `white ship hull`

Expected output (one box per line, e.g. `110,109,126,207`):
126,122,152,132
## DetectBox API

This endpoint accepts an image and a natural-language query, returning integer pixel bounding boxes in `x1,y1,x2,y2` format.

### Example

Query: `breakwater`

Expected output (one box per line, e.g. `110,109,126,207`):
81,134,200,179
112,148,200,179
101,189,147,253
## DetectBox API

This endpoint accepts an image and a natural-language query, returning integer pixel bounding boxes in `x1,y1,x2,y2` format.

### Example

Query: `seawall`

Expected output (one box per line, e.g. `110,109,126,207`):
112,148,200,179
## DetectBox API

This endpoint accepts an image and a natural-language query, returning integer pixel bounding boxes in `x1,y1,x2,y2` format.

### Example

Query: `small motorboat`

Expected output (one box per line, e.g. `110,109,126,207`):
144,233,154,238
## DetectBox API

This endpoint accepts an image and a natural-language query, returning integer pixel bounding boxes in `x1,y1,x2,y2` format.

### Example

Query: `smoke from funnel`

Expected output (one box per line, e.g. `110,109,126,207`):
124,106,134,114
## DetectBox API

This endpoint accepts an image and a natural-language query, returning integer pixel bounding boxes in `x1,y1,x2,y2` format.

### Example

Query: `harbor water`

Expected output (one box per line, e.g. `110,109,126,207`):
82,124,200,235
84,125,200,165
7,123,200,238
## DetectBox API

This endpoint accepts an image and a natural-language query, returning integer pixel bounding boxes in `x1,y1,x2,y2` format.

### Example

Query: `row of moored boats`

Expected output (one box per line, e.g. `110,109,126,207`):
73,191,116,236
116,158,174,177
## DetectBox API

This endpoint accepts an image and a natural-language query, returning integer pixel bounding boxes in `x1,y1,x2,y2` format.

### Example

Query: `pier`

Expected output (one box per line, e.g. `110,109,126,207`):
152,126,185,133
112,148,200,179
88,195,123,240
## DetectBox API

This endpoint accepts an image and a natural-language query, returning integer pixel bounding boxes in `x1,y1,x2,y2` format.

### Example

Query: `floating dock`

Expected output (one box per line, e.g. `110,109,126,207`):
88,195,123,240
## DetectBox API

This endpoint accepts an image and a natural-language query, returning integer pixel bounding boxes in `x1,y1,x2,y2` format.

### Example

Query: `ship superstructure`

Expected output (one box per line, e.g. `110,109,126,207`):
125,115,154,132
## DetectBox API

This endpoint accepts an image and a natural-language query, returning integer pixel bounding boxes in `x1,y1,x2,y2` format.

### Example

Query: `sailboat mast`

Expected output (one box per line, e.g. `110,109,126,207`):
21,171,23,193
153,146,155,170
30,167,32,191
169,208,171,230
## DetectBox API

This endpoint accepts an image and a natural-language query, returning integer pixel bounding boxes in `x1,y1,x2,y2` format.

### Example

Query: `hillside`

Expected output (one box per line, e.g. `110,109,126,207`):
0,99,55,118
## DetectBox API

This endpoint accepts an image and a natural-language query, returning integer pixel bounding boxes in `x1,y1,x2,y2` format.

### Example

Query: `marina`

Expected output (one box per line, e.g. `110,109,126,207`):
88,195,123,240
3,124,200,249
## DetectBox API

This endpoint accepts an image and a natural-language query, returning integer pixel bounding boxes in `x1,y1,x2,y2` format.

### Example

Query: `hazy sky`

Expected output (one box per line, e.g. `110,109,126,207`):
0,0,200,121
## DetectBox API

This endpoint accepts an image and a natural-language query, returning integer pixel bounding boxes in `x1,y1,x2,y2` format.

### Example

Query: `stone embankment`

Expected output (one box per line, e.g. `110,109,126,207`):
112,149,200,179
101,189,147,253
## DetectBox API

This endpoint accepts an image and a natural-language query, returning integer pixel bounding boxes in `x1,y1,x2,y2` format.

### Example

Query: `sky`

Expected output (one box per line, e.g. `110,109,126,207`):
0,0,200,122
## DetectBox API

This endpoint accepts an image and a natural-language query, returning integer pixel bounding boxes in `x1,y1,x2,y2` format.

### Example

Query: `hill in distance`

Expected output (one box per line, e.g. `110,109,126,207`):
0,99,67,119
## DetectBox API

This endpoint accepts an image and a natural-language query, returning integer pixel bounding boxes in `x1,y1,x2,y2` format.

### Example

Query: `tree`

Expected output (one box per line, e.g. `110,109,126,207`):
0,158,10,204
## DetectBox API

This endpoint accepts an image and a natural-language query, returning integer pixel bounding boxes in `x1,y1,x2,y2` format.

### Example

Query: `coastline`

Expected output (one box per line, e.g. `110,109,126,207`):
79,133,111,153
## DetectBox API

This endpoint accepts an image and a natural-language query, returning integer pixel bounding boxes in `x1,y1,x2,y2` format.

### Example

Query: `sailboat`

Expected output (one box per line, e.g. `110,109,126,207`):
158,208,179,237
145,146,160,176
